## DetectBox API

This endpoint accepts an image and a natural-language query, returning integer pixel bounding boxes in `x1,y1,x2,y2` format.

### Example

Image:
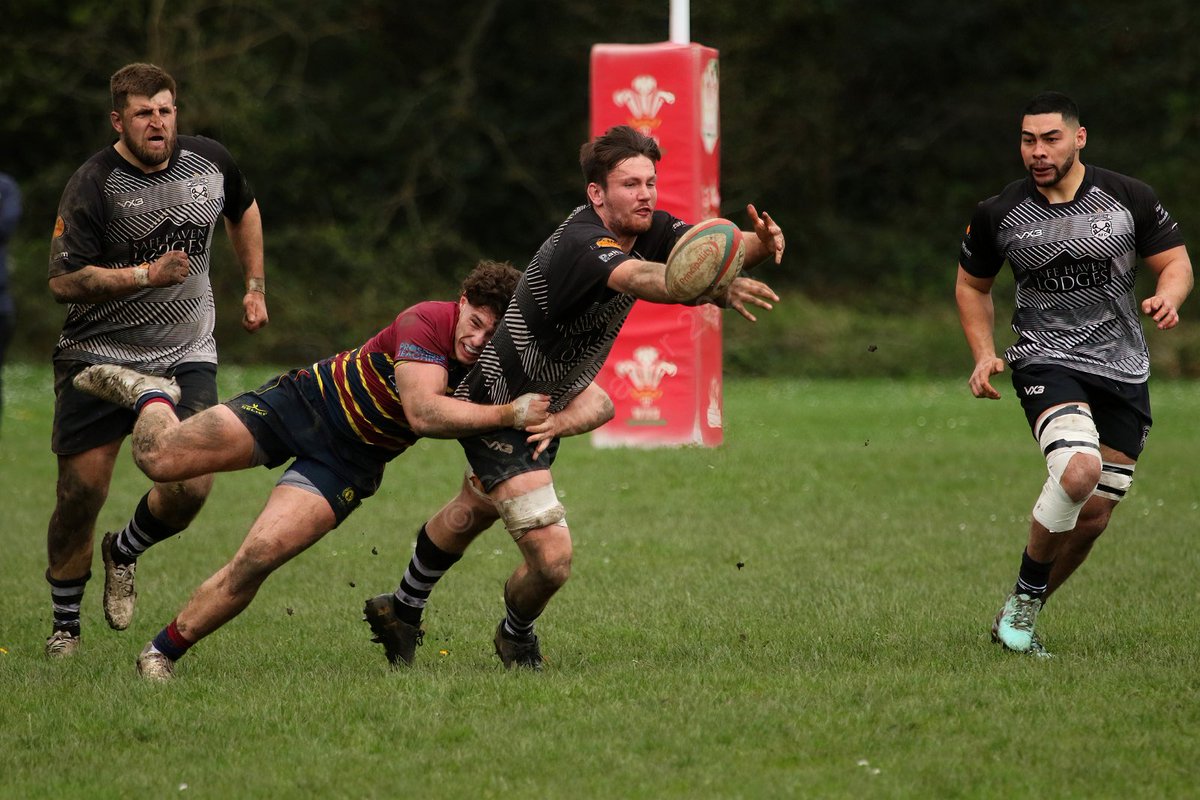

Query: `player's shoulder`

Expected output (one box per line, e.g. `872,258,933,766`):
977,177,1030,212
68,146,122,184
1086,164,1157,199
176,135,240,170
178,134,231,154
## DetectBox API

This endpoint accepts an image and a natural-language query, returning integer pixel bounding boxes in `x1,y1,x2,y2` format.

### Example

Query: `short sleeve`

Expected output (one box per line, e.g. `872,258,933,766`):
958,203,1004,279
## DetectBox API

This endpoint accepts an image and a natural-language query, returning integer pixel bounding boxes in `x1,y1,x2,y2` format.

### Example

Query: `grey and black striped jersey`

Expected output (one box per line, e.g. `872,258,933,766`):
49,135,255,373
456,204,687,412
960,164,1184,382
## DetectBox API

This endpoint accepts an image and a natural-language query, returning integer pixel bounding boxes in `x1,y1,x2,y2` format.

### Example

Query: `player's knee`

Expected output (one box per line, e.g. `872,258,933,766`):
1059,453,1102,502
1032,404,1102,532
55,475,108,525
529,550,573,591
133,442,177,483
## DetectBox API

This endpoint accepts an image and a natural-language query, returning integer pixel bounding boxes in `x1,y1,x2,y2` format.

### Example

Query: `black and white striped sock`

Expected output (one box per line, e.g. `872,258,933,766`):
392,525,462,625
111,493,183,565
502,600,537,641
47,570,90,633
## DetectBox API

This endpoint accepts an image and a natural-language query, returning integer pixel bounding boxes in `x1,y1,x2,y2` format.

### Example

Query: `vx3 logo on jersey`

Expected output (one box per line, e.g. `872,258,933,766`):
1023,385,1045,396
1015,229,1043,239
116,198,145,208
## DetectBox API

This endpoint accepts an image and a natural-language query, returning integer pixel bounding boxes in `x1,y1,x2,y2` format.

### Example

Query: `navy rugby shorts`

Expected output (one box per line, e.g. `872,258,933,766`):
226,369,390,524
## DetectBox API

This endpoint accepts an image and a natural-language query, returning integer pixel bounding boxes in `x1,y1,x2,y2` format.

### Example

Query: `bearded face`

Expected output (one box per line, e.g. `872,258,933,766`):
113,89,178,170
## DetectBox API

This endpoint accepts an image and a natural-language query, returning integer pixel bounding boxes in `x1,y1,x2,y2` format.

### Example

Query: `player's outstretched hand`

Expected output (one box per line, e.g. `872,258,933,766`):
714,276,778,322
509,393,551,430
150,250,190,287
1141,294,1181,330
968,356,1005,399
747,203,784,265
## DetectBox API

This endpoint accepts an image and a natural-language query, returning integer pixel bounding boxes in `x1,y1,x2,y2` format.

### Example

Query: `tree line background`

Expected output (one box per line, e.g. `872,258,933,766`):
3,0,1198,377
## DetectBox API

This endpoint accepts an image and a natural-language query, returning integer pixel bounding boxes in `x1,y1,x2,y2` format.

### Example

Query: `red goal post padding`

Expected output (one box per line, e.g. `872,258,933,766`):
589,42,724,448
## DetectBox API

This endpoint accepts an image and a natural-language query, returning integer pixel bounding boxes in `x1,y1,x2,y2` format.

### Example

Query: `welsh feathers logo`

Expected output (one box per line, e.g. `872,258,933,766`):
613,75,676,135
614,346,677,424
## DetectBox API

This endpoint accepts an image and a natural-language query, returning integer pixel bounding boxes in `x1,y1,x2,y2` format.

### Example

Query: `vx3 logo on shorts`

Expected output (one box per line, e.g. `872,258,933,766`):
1023,385,1045,396
483,439,514,455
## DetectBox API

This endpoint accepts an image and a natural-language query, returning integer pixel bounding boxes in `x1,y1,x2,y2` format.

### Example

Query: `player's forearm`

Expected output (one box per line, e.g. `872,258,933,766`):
48,265,147,304
955,284,998,361
555,384,615,437
406,395,509,439
1155,256,1194,310
226,201,266,292
742,235,773,269
609,259,675,303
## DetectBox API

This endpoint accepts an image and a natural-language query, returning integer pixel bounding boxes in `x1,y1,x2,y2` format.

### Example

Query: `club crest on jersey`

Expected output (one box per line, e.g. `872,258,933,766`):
188,180,209,203
1090,216,1112,240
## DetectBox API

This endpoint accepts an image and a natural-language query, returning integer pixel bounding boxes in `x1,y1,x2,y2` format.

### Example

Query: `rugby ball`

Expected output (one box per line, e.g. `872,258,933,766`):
664,218,745,302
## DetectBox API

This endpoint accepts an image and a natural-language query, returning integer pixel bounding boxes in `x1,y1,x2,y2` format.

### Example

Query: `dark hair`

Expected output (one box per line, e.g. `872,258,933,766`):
111,63,177,112
1022,92,1080,126
579,125,662,188
461,260,521,318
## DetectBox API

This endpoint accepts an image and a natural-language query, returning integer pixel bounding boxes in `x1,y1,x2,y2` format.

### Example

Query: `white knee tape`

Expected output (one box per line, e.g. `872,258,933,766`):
1094,461,1135,502
1031,405,1101,532
496,483,566,541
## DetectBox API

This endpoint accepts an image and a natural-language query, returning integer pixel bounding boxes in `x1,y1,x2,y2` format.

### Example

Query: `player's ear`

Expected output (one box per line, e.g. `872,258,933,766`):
110,111,123,134
1076,125,1087,149
586,182,604,207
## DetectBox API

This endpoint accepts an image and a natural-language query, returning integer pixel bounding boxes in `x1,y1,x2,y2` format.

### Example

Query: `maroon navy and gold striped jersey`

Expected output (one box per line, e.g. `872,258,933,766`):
310,300,466,452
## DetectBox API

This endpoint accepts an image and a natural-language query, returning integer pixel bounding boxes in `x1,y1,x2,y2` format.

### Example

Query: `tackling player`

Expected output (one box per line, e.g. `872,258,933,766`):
74,261,605,681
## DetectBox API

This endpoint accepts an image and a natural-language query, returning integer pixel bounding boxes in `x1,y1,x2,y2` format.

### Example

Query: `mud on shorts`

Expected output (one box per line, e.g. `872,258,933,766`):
458,427,561,493
226,368,389,525
51,360,217,455
1011,362,1152,459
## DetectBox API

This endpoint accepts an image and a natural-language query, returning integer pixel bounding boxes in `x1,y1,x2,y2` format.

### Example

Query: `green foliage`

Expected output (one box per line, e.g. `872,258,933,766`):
3,367,1199,797
2,1,1197,371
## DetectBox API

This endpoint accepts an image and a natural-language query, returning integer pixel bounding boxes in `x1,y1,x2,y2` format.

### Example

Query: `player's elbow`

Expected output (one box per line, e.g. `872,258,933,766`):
402,403,446,439
47,278,75,304
597,394,615,425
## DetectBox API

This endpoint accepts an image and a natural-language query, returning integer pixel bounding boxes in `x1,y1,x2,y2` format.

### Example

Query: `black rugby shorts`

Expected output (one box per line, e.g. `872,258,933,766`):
1010,362,1152,459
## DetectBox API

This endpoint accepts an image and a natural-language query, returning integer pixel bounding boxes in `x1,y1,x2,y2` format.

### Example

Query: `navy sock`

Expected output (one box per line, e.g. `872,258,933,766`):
151,620,193,661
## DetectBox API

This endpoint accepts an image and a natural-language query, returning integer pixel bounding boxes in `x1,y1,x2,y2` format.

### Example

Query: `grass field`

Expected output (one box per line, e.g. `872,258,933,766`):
1,364,1197,798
